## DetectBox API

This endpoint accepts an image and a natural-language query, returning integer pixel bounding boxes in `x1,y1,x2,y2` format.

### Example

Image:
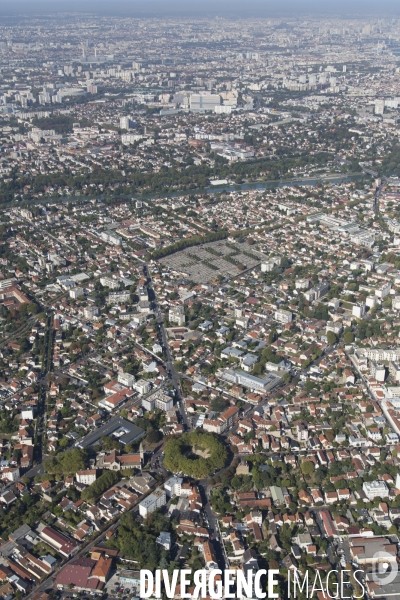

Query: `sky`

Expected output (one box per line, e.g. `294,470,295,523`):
1,0,400,17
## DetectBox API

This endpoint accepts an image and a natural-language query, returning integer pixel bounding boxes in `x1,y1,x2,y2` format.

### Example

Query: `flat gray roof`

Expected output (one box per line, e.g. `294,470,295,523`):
78,416,144,448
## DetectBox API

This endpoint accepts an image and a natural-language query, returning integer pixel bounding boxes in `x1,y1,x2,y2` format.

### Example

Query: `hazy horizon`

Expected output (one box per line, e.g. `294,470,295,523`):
1,0,400,17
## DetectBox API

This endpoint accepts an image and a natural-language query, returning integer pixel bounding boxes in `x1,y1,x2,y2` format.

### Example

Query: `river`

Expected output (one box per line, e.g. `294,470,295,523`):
11,172,366,208
140,172,365,201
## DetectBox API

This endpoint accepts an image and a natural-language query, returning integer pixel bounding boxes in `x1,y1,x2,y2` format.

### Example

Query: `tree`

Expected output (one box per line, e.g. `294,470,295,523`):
44,448,87,476
147,430,162,444
301,461,315,476
325,430,335,443
327,331,337,345
101,435,123,451
81,471,120,503
210,397,229,413
163,432,227,478
343,331,354,344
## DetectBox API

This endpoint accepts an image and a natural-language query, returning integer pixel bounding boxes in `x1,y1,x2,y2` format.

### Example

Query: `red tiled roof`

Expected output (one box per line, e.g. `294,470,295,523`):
55,558,100,589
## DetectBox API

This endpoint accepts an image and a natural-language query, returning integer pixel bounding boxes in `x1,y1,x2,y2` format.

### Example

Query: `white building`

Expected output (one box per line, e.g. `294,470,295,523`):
274,309,292,324
190,93,221,111
76,470,97,486
122,134,144,145
169,305,185,326
108,292,130,304
120,116,134,130
375,283,391,299
389,362,400,383
236,316,249,329
100,231,122,246
261,257,280,272
328,298,340,310
20,406,35,420
138,488,166,517
0,278,15,290
214,105,232,115
202,419,224,434
138,286,148,302
142,389,173,412
360,348,400,362
84,306,99,319
69,287,84,299
374,99,385,115
118,372,136,388
303,282,330,303
164,476,183,497
248,510,262,525
133,379,152,395
295,278,309,290
362,481,389,500
326,321,343,336
100,277,121,290
2,467,19,482
353,303,366,318
370,363,386,383
366,296,379,309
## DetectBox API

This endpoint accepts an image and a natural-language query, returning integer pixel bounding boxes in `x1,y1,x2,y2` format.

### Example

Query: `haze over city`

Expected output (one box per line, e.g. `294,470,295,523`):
1,0,400,17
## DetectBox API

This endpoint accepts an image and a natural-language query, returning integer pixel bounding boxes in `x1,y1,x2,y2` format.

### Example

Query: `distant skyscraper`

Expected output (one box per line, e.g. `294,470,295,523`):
375,100,385,115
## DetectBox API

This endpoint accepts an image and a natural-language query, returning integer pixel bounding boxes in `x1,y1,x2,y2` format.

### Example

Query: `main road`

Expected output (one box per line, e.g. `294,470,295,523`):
143,264,190,430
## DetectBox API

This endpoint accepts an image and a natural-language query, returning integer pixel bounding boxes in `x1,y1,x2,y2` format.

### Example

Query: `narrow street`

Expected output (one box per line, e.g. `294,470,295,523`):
198,481,227,571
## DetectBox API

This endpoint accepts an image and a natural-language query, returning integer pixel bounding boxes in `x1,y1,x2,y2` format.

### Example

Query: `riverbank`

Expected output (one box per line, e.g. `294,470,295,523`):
9,171,366,209
138,171,365,201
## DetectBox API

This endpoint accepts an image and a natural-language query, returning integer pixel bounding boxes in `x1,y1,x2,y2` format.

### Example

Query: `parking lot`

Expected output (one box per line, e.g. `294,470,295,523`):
104,572,139,599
